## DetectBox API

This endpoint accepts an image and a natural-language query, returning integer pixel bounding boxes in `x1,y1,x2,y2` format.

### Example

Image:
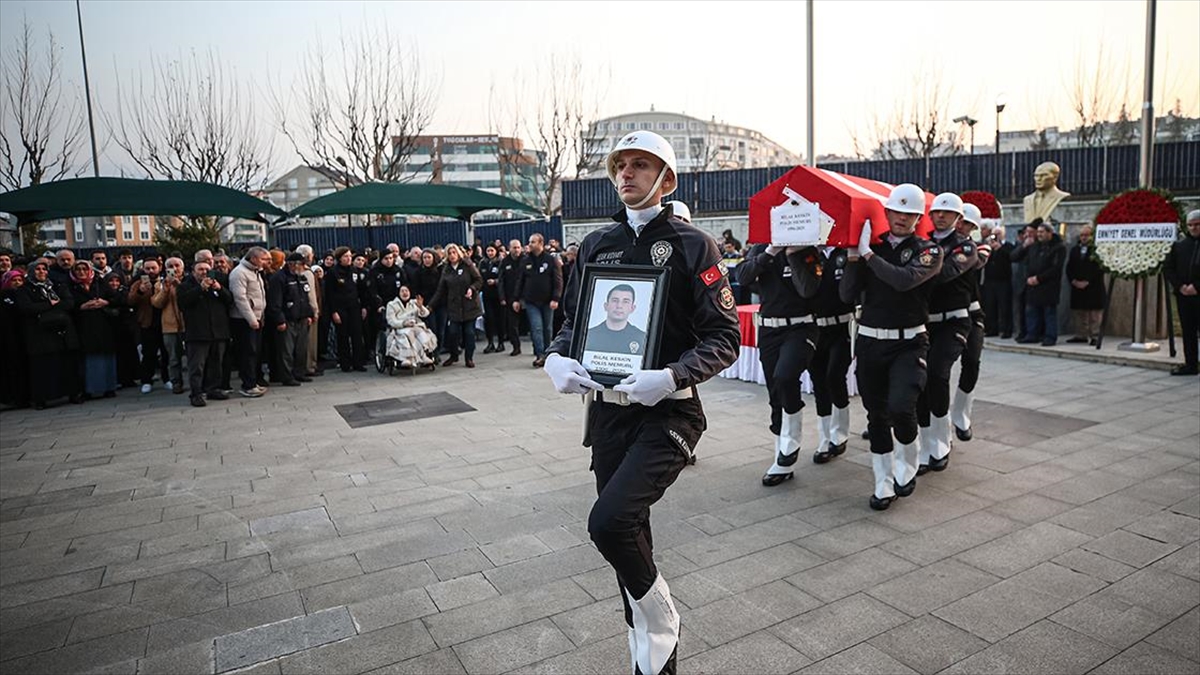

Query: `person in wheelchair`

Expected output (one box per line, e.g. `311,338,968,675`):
385,286,438,369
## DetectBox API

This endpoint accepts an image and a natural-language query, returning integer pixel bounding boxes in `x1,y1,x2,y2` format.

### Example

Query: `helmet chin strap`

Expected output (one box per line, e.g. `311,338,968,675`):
625,165,669,210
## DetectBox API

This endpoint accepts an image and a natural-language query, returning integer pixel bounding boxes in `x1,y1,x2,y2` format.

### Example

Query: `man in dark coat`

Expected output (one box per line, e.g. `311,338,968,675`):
498,239,525,356
266,253,316,386
1165,210,1200,375
1012,222,1066,346
177,259,233,406
982,225,1014,337
1066,224,1106,345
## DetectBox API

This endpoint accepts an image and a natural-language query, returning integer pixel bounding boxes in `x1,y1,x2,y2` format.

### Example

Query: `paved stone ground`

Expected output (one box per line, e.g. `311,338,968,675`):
1,348,1197,675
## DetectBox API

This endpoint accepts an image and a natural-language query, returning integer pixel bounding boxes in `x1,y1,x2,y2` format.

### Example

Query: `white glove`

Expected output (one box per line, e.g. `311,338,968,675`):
613,368,678,407
857,222,874,257
765,245,784,256
543,353,602,395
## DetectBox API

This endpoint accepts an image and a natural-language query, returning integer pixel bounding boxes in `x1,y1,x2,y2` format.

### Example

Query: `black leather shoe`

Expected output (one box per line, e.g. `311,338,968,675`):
916,464,930,476
509,347,521,356
190,395,206,407
762,471,794,487
812,441,847,464
442,357,458,367
207,390,229,401
928,455,950,472
296,375,313,383
1170,365,1199,376
861,429,871,440
955,425,972,441
894,477,916,497
869,494,894,511
1066,336,1089,343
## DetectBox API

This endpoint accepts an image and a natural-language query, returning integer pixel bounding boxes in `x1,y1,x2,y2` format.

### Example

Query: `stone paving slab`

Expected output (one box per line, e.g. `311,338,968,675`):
0,349,1197,673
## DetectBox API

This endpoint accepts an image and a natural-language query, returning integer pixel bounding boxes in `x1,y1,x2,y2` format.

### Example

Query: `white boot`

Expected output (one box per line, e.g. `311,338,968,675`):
763,412,803,484
928,414,953,470
816,415,832,452
951,388,974,440
830,405,851,447
917,425,934,468
628,628,638,675
892,437,919,495
870,452,896,509
625,574,679,675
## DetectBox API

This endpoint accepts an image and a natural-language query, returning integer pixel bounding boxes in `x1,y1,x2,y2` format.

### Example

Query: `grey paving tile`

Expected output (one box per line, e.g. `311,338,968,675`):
672,515,816,568
0,582,134,635
686,594,785,647
425,573,499,612
1050,591,1177,650
1051,493,1166,537
146,592,304,655
549,599,626,647
1145,607,1200,663
0,617,72,661
1052,548,1138,583
510,633,628,675
481,543,606,594
866,558,1000,618
0,626,147,675
680,631,812,674
880,510,1022,567
102,543,227,586
940,619,1116,674
739,580,823,623
1,567,105,609
301,560,437,612
354,528,477,574
1100,566,1200,619
797,642,919,675
787,547,917,603
1152,541,1200,581
347,588,438,634
933,562,1105,642
362,648,466,675
1091,641,1200,675
869,614,988,675
277,619,437,674
230,555,363,606
794,519,902,560
954,521,1093,578
427,548,494,582
1083,529,1180,568
770,593,909,661
134,639,216,675
1124,511,1200,546
215,605,357,672
479,534,552,567
452,618,574,674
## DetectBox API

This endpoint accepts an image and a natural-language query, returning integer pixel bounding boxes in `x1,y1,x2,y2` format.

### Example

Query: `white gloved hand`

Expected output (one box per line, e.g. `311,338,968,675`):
543,353,602,395
857,222,874,257
613,368,678,406
765,245,784,256
977,243,992,261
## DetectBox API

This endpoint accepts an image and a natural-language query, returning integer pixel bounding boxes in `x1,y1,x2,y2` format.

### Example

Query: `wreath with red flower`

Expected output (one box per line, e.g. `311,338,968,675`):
961,190,1002,221
1092,188,1184,279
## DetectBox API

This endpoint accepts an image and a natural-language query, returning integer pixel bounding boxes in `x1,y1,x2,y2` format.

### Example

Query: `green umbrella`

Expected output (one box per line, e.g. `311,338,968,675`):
288,182,541,221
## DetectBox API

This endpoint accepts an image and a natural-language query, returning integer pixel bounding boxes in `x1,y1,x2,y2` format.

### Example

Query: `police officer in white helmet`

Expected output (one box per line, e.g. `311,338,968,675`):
840,184,943,510
915,193,979,475
541,131,739,674
950,203,990,441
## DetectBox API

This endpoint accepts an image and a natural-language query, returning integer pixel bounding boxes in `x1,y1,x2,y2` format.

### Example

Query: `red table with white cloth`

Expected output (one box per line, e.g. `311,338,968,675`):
718,304,858,396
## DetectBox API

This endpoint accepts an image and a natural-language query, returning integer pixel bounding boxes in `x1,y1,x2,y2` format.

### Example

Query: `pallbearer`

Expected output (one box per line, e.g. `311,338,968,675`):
950,203,991,443
809,245,856,464
839,184,942,510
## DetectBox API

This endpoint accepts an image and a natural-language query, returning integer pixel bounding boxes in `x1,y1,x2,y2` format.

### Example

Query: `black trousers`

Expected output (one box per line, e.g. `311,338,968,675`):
757,323,817,434
1178,293,1200,369
230,318,262,391
982,280,1013,336
186,340,226,395
116,323,139,386
958,311,986,394
589,398,704,601
810,323,852,416
445,318,476,361
139,324,168,386
505,305,522,349
483,296,503,343
856,333,929,453
318,312,333,359
917,318,970,425
334,307,366,369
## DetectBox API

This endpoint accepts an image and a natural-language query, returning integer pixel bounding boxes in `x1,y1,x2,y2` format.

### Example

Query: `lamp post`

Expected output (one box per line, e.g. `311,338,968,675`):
953,115,978,155
994,95,1007,153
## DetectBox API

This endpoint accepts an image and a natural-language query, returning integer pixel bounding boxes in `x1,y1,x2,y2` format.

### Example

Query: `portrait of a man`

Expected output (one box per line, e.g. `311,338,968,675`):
580,279,656,376
587,284,647,355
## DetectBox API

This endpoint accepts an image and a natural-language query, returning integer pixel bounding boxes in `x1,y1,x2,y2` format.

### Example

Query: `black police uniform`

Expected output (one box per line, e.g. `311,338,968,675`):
1164,231,1200,374
479,255,505,351
916,228,978,470
324,264,372,371
498,253,524,353
369,262,405,356
840,232,943,508
953,243,989,440
586,321,648,355
265,266,315,383
547,205,738,672
810,247,857,462
736,243,819,484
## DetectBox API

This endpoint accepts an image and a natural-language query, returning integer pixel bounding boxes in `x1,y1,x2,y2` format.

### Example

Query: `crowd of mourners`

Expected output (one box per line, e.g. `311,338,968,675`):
0,233,575,410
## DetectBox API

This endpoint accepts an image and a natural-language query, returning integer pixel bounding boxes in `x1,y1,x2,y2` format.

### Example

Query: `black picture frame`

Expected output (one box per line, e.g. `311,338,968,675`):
570,264,671,387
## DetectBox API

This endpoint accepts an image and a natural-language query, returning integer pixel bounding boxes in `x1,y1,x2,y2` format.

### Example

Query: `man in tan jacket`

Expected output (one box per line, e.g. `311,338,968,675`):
152,257,188,394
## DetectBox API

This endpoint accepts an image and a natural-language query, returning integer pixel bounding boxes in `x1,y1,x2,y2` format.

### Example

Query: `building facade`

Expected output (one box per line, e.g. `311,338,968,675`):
581,110,803,176
395,135,544,210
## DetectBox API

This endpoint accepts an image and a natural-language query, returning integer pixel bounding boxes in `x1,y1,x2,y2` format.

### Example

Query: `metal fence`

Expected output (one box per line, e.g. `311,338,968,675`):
562,140,1200,221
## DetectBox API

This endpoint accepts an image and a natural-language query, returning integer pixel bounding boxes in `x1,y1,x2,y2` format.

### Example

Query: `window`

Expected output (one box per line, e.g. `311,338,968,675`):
123,226,134,240
74,222,84,242
675,122,685,130
138,216,152,241
287,178,298,189
658,122,669,130
625,122,636,130
307,176,318,188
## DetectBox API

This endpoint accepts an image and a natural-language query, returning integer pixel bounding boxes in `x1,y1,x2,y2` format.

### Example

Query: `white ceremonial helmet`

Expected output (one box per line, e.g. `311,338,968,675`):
962,203,982,228
884,183,927,215
606,131,679,206
667,200,692,222
931,192,965,216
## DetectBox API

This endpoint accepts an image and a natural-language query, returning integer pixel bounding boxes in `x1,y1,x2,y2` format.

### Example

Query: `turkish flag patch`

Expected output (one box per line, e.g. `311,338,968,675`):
700,263,724,287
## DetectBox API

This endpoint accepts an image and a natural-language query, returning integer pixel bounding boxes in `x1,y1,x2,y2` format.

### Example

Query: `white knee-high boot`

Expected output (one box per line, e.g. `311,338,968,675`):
893,437,919,490
816,415,832,453
765,411,803,476
917,425,934,467
830,405,850,448
872,452,896,499
930,414,952,461
625,574,679,675
951,388,974,434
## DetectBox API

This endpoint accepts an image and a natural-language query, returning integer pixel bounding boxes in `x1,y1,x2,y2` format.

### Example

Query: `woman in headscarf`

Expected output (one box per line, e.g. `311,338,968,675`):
0,269,31,409
69,260,119,399
384,285,437,368
14,260,82,409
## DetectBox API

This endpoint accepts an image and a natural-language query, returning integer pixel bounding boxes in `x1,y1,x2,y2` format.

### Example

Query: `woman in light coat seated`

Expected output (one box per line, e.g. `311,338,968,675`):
385,285,438,367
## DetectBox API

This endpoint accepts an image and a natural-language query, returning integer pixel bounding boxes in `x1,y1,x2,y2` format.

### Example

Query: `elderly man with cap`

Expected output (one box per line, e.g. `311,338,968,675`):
1165,209,1200,375
840,184,943,510
265,252,315,386
915,193,979,474
542,130,739,675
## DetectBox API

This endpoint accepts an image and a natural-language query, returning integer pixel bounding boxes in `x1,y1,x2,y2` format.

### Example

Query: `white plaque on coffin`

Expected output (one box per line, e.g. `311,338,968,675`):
770,188,835,246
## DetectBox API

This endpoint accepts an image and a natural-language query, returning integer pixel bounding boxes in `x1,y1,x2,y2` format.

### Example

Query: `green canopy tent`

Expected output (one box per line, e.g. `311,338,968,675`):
286,182,541,222
0,177,287,225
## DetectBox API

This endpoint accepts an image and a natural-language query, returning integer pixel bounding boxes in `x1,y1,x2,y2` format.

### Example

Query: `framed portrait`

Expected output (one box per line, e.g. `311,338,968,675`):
570,264,671,386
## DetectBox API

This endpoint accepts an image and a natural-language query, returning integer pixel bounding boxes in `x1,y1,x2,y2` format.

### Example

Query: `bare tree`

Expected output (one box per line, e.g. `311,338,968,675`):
1066,45,1132,147
0,18,86,251
850,70,960,161
271,24,437,185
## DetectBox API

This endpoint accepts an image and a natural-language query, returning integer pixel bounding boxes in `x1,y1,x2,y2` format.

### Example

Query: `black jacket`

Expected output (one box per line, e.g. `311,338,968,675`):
498,254,522,304
514,251,563,305
177,274,233,341
324,264,372,313
928,228,980,313
69,280,117,354
984,240,1014,283
1012,234,1066,307
841,235,944,328
479,256,504,303
1066,242,1105,310
1164,234,1200,293
266,268,315,325
15,279,79,356
735,244,819,317
370,262,406,309
812,248,857,319
548,208,739,391
430,260,483,322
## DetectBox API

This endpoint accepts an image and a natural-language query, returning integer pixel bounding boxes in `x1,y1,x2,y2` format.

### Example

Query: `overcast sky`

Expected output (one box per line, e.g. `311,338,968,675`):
2,0,1197,178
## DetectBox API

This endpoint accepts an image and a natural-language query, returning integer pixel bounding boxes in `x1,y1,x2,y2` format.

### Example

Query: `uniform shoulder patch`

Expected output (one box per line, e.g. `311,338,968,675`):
918,249,936,267
700,263,725,287
900,248,914,264
718,286,736,310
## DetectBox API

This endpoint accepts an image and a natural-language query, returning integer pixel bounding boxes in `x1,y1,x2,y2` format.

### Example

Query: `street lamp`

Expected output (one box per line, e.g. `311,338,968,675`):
994,94,1007,154
953,115,978,155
